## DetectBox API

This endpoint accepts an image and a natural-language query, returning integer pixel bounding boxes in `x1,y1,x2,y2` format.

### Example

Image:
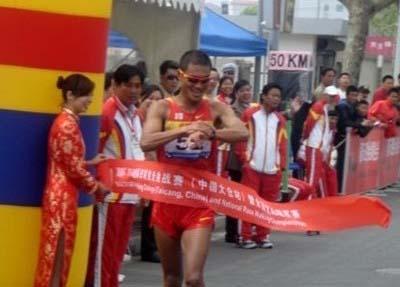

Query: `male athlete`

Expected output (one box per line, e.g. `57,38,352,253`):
140,50,248,287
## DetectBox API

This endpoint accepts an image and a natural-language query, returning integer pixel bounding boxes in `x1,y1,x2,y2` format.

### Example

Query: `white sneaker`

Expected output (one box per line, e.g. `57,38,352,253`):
118,274,126,283
123,254,132,262
240,240,258,249
259,239,273,249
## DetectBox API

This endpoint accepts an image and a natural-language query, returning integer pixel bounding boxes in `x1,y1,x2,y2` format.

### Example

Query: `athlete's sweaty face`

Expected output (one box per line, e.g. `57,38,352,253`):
179,64,211,102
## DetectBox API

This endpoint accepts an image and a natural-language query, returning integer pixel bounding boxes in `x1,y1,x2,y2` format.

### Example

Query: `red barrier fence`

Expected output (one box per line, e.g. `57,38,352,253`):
342,128,400,195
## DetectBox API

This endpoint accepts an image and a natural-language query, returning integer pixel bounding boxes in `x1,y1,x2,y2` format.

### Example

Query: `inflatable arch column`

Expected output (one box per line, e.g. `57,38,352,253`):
0,1,111,286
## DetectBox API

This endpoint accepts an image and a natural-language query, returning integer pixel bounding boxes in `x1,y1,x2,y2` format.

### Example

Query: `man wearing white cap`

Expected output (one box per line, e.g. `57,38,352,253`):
302,85,339,199
222,63,238,82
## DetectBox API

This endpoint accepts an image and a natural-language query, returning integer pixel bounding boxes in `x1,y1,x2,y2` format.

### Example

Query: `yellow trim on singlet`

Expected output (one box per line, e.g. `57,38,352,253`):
165,120,213,131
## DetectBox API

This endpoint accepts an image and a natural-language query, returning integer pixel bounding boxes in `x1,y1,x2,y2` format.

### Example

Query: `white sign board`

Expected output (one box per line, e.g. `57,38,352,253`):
268,51,313,71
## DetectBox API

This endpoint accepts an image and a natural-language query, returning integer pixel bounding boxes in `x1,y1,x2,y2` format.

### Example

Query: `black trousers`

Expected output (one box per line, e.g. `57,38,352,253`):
225,170,242,242
336,142,346,194
140,202,158,259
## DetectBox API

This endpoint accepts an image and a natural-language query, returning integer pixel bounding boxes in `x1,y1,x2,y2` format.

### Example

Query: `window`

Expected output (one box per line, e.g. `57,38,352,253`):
323,4,330,12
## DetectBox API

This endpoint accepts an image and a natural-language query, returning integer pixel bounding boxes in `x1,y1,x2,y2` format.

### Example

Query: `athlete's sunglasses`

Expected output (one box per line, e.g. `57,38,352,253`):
179,69,210,85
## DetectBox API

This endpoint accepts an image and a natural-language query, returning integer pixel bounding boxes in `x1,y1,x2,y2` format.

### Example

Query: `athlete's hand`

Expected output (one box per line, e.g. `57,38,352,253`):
186,131,206,149
184,121,214,138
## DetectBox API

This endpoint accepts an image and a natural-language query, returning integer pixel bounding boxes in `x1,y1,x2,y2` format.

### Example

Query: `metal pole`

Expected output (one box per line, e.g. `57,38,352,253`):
253,0,264,99
394,0,400,82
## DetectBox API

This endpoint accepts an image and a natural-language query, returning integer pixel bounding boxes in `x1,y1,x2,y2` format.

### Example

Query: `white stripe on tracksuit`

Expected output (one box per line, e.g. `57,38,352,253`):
94,203,109,287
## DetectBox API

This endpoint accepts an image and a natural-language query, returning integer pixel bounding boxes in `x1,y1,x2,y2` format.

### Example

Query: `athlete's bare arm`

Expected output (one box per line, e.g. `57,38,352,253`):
211,101,249,143
140,100,214,152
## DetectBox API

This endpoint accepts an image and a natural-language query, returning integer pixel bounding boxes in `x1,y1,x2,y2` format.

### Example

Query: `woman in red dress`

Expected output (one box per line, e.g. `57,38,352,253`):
34,74,108,287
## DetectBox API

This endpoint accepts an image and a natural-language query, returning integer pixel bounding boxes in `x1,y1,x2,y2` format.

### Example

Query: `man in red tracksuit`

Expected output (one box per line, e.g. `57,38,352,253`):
321,110,339,197
85,65,146,287
302,86,339,236
236,83,287,249
303,85,338,197
368,87,400,138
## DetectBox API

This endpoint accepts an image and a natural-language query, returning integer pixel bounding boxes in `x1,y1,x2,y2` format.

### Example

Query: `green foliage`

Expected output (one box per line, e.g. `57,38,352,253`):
241,5,257,16
371,3,398,36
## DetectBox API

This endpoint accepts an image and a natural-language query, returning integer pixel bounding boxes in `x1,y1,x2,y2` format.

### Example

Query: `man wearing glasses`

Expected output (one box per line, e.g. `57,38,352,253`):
141,50,248,287
159,60,180,97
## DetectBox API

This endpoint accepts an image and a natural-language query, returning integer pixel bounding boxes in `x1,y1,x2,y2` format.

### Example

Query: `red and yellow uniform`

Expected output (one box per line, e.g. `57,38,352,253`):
86,96,145,287
35,109,98,287
368,99,399,138
302,99,329,195
236,104,287,242
151,98,217,238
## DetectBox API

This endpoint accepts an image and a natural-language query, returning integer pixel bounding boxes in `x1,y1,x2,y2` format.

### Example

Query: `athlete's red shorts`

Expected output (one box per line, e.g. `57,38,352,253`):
151,202,215,239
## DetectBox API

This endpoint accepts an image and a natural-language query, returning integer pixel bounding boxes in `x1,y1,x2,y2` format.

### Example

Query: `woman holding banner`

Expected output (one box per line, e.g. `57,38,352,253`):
34,74,108,287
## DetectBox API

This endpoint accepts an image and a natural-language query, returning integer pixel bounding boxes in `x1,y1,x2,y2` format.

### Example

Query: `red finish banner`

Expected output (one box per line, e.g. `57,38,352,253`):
98,160,391,232
343,128,400,195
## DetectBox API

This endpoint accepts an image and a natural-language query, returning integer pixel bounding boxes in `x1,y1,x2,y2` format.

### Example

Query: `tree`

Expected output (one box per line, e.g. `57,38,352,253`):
283,0,295,33
241,5,257,16
338,0,396,84
371,3,398,36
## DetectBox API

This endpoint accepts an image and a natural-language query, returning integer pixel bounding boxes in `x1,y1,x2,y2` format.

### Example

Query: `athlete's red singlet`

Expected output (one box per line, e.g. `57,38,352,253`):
152,98,217,238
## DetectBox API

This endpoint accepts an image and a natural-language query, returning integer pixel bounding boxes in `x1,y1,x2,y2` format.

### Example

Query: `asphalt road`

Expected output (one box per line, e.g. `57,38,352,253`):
121,189,400,287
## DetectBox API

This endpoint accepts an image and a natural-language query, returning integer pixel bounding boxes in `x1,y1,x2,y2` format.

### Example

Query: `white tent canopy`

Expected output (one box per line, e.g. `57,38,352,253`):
112,0,202,81
131,0,203,12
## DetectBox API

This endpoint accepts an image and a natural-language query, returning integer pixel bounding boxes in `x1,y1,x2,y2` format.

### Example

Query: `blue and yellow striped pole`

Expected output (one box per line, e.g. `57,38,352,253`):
0,1,111,286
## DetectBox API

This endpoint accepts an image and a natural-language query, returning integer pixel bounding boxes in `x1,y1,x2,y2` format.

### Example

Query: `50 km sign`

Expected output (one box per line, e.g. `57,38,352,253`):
268,51,313,71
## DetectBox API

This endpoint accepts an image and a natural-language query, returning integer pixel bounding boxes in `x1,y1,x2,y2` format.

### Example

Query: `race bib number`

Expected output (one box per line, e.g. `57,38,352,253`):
165,137,212,159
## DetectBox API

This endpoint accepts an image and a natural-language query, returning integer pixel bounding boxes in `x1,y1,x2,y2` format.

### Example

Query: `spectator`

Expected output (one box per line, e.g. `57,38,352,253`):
225,80,252,243
369,87,400,138
236,83,287,249
159,60,179,97
354,100,373,137
139,84,164,117
303,86,339,198
358,86,370,102
222,62,237,81
321,110,339,197
314,68,336,100
216,76,234,105
104,72,113,102
335,85,367,193
136,84,166,263
205,67,220,99
337,72,351,100
372,75,394,104
291,97,314,177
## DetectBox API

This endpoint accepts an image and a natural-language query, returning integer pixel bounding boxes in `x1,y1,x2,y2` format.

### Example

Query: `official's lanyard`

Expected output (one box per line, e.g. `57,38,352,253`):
114,96,139,140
